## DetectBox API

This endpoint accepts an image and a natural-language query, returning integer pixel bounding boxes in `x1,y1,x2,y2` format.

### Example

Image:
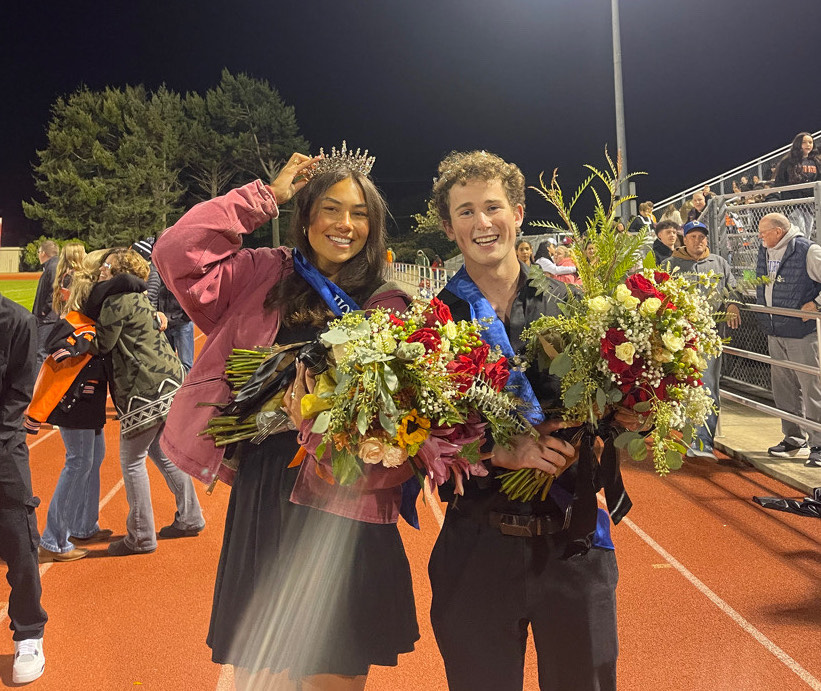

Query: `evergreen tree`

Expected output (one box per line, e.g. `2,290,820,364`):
24,85,187,247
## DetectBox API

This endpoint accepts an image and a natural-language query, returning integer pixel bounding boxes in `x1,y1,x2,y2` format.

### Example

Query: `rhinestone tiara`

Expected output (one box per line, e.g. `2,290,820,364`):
305,141,375,180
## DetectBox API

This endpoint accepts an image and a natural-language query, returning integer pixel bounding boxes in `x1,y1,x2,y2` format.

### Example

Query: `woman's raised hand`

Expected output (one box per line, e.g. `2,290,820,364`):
268,153,322,205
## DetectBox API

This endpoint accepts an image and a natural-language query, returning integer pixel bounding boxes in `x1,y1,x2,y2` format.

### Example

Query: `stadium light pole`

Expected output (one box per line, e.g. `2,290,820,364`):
611,0,633,216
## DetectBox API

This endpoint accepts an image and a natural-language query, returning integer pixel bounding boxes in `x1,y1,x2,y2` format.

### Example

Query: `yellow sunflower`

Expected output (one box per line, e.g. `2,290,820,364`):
397,409,431,448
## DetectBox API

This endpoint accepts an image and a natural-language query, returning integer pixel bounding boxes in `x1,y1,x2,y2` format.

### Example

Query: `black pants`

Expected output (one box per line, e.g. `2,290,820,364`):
0,437,48,641
429,510,618,691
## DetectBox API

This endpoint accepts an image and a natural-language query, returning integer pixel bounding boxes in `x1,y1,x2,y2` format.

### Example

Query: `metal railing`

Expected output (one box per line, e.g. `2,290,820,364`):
721,303,821,435
653,129,821,210
386,263,454,299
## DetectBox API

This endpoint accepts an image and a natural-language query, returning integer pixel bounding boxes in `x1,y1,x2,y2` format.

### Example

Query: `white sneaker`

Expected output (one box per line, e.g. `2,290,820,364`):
13,637,45,684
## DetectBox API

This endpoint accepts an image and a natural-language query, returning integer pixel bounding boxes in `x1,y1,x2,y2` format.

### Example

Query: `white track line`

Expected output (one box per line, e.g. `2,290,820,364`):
216,665,234,690
618,509,821,690
28,429,57,449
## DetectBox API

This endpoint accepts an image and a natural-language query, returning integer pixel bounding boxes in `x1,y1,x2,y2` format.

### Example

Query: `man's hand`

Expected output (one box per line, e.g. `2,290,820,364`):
725,303,741,329
490,424,576,476
800,301,819,322
155,311,168,332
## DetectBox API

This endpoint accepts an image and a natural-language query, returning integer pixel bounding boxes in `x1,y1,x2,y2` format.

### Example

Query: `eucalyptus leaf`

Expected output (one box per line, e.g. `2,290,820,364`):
682,424,694,445
665,449,684,470
607,388,623,403
632,401,653,413
628,436,648,460
595,387,607,413
311,410,330,434
382,364,399,392
356,407,370,436
563,381,586,408
320,328,351,345
379,409,397,437
549,351,572,377
614,430,638,449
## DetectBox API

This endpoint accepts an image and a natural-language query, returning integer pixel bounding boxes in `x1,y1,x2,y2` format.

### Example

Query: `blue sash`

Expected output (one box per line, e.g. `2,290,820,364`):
445,267,545,425
292,248,421,528
292,248,358,316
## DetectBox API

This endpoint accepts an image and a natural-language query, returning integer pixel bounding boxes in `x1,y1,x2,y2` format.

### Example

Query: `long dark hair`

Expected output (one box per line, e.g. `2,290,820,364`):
776,132,819,184
265,167,388,326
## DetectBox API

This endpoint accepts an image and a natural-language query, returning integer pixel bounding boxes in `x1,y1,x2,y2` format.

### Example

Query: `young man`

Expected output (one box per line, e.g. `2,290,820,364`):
32,241,59,370
0,292,48,684
428,151,627,691
668,221,740,459
652,219,680,265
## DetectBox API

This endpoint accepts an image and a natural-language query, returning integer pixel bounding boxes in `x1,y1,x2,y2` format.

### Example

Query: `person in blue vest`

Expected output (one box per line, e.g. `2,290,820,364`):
428,150,631,691
757,212,821,468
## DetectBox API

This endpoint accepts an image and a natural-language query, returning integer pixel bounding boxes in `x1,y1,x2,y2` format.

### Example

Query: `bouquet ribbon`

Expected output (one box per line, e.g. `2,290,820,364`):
445,267,545,425
292,248,421,528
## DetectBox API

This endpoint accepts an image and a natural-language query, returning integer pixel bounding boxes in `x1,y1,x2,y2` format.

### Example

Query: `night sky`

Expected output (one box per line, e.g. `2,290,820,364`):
2,0,820,245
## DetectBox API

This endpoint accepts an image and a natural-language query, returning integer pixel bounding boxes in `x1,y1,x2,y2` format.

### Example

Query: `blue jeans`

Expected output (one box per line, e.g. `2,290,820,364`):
165,321,194,373
40,428,105,553
119,421,204,552
694,354,721,452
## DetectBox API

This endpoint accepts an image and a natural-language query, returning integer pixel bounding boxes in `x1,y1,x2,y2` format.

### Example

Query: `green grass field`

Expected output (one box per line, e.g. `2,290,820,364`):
0,278,39,312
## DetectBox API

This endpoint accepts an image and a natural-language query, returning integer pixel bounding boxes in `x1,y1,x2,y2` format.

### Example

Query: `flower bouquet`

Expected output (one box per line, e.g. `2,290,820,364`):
302,298,530,493
501,152,723,501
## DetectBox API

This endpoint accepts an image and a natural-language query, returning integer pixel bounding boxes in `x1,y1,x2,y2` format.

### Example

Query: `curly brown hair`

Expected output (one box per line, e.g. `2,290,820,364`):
106,248,150,281
431,150,526,224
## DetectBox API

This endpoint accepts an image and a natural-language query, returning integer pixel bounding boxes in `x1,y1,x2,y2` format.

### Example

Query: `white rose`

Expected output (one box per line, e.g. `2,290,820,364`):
681,348,699,365
614,342,636,364
661,331,685,352
640,297,663,317
588,296,612,313
442,320,458,339
623,295,640,310
614,284,632,303
357,438,386,465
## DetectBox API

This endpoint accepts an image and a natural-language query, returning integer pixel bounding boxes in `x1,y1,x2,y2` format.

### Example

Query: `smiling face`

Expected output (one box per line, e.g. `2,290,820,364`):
443,178,523,274
801,135,814,156
307,177,370,277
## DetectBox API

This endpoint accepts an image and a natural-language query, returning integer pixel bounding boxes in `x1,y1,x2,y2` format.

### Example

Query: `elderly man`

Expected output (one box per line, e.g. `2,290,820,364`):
756,212,821,467
668,221,741,459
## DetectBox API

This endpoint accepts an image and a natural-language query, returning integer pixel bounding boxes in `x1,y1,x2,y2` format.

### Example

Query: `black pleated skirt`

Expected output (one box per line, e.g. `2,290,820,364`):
207,431,419,678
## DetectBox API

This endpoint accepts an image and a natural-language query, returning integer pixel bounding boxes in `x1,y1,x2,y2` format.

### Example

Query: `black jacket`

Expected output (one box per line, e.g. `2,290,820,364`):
0,293,37,482
32,256,58,324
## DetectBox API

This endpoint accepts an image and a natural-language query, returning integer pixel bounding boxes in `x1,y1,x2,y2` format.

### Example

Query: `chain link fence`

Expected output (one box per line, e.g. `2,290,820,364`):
704,182,821,400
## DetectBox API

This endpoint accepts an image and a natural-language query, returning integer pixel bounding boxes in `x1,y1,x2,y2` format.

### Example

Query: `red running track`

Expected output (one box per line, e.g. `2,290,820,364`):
1,353,819,689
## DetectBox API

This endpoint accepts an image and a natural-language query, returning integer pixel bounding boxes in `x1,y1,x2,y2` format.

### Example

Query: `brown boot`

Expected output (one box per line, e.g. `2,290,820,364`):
38,546,89,563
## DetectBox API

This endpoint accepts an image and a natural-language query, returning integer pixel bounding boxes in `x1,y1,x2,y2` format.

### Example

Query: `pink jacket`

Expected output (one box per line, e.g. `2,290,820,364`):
153,180,411,522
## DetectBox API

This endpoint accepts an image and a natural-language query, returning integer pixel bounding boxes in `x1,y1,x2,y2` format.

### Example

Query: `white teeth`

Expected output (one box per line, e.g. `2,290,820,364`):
474,236,498,246
328,236,352,246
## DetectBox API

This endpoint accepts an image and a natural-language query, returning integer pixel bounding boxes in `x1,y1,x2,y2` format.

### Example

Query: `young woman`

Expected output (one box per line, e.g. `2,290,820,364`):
84,248,204,556
153,151,418,690
31,250,110,562
51,242,86,317
515,239,533,266
774,132,820,236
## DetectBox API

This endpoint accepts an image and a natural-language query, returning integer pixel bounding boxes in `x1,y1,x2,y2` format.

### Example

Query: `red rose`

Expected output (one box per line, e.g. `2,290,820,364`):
407,328,442,352
654,271,671,284
654,374,678,399
600,328,628,358
622,385,652,410
466,343,490,368
424,297,453,327
447,356,480,392
482,357,510,392
625,274,663,301
389,313,405,327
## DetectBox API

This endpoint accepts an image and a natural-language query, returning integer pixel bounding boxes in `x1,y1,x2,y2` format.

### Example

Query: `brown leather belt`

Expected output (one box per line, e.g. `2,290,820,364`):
488,509,572,537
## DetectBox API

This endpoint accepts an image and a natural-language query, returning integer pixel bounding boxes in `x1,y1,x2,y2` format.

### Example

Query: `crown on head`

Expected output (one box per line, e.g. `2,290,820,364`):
305,141,375,180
